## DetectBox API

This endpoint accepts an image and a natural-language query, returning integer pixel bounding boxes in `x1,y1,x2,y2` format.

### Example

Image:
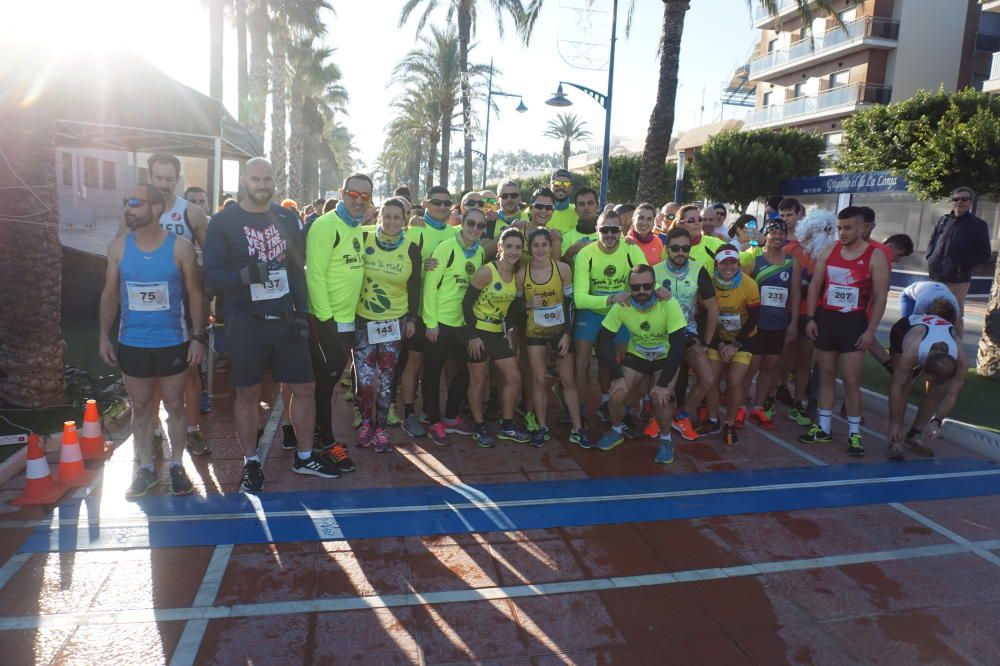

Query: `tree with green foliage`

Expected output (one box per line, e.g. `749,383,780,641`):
691,128,823,212
588,155,681,205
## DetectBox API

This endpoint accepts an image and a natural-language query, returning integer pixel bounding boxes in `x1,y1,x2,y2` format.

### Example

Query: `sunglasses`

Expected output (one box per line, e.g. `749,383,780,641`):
667,213,676,221
346,190,372,202
465,220,487,230
551,179,572,188
123,197,148,208
427,198,450,207
952,196,972,202
482,197,498,206
629,282,655,292
464,200,484,208
532,202,554,211
668,244,691,253
500,192,520,200
598,227,622,235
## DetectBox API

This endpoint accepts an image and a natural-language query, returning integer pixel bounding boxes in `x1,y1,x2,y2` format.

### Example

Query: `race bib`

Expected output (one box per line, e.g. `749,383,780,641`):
337,321,356,333
760,286,788,308
533,304,565,327
249,269,289,301
825,285,859,309
126,281,169,312
635,343,666,361
720,313,742,332
366,319,400,344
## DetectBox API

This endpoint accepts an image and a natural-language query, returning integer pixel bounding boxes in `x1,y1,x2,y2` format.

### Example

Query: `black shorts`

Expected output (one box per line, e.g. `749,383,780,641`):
797,313,811,341
526,335,562,350
226,314,314,388
814,309,869,354
405,320,428,353
889,317,912,355
118,342,190,379
621,353,668,377
752,328,785,356
469,330,514,362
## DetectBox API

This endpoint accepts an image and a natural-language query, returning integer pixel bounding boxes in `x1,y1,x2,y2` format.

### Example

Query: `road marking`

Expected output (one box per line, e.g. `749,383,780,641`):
0,540,984,632
0,553,31,593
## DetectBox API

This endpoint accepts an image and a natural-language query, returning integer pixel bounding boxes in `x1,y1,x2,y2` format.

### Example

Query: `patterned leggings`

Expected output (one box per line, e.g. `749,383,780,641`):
353,320,404,428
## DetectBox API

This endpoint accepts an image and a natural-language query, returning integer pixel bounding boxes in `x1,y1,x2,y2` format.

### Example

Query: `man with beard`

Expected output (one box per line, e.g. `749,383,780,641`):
547,168,578,235
99,185,205,498
204,158,342,492
561,187,601,262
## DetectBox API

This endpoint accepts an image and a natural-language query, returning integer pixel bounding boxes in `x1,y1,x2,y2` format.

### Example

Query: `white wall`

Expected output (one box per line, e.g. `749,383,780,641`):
887,0,970,102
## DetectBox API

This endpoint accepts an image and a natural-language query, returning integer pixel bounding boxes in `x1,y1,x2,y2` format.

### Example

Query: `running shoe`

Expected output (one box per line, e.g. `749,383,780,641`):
671,416,699,441
569,429,592,449
596,429,624,451
775,385,794,407
598,401,611,424
352,406,362,429
322,442,356,472
847,433,865,457
428,422,449,446
789,403,812,427
280,424,298,450
531,426,549,448
474,423,495,448
695,419,722,437
904,434,935,457
524,411,540,433
292,451,340,479
386,404,402,427
498,424,532,444
402,413,426,438
241,460,264,493
643,419,661,438
199,392,212,414
749,407,775,430
357,421,374,447
372,428,393,453
654,438,674,464
170,465,194,496
126,467,158,500
734,406,747,430
798,425,832,444
723,423,738,446
187,428,211,456
623,414,643,440
762,397,776,420
442,416,475,436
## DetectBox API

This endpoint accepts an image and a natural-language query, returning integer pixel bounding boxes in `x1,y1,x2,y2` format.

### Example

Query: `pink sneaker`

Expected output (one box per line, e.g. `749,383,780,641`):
373,428,393,453
441,416,474,436
357,421,374,447
428,422,449,446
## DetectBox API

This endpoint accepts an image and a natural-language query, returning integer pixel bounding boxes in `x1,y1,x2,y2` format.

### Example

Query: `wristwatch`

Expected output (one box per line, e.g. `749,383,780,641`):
191,332,209,344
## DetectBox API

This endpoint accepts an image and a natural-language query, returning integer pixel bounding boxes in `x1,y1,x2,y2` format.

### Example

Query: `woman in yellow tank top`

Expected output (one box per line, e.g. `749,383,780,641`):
462,228,531,447
516,227,588,448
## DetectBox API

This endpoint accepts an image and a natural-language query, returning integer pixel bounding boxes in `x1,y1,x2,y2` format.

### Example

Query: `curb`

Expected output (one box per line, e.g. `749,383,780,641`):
940,419,1000,461
0,447,28,487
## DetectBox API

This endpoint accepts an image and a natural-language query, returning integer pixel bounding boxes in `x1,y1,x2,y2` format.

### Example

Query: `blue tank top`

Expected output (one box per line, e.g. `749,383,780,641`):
119,233,187,347
752,253,793,331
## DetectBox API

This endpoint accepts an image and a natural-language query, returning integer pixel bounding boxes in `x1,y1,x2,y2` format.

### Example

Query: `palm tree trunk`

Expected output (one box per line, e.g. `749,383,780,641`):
458,3,474,192
409,138,422,200
270,12,289,198
977,256,1000,377
287,91,305,203
302,137,318,204
0,122,65,407
439,110,452,188
563,140,570,169
635,0,689,203
247,0,269,146
236,0,249,125
427,129,440,191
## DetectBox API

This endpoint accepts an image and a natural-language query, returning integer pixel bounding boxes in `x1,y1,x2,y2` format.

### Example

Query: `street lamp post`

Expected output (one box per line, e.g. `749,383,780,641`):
545,0,619,207
483,58,528,189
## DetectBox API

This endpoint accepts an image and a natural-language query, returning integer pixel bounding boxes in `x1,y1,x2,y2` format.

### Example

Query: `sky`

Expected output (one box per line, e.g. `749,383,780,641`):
3,0,759,184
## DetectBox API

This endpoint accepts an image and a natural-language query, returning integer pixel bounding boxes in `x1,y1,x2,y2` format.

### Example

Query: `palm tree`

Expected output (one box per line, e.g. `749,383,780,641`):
246,0,269,143
399,0,530,192
523,0,846,202
319,121,356,194
544,113,592,168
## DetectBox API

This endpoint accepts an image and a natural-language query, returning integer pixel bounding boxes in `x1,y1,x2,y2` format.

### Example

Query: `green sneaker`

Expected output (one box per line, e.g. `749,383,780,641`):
352,406,362,429
798,425,832,444
789,405,812,427
763,397,776,420
524,411,539,433
186,428,211,456
847,432,865,457
386,404,402,427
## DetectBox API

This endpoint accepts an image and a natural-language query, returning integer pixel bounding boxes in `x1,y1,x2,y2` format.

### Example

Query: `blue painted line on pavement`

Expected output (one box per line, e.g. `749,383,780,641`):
20,458,1000,552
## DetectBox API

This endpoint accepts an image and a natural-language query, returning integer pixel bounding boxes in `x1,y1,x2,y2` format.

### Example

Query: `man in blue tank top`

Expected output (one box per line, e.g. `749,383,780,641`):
99,184,206,499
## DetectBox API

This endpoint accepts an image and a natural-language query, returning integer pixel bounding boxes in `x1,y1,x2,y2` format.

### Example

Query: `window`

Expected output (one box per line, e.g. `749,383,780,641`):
828,69,850,89
102,161,116,190
798,26,809,42
767,38,778,54
792,83,806,99
83,157,99,188
762,91,772,107
823,132,843,150
836,8,856,24
61,152,73,187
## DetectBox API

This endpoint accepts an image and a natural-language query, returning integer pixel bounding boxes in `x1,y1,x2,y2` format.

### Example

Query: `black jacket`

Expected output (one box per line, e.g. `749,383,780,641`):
925,211,991,283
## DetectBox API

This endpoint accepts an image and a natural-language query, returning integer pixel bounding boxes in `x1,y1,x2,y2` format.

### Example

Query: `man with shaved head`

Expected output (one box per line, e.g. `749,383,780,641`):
204,158,342,492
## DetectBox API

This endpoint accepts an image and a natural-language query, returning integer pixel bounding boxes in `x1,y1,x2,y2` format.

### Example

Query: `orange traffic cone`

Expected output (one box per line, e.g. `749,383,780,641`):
79,399,109,460
54,421,96,488
9,435,68,506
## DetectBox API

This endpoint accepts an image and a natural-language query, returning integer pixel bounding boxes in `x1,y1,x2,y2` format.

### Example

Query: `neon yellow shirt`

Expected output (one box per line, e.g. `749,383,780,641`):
357,232,417,321
472,262,517,333
561,228,599,258
573,241,647,316
601,298,687,361
409,223,459,262
689,234,725,272
306,210,365,323
548,203,577,235
422,235,484,329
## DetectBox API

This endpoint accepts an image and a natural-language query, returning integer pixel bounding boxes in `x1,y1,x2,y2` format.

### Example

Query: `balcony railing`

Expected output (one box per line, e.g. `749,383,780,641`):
746,83,892,127
750,17,900,79
976,32,1000,53
752,0,800,25
992,51,1000,80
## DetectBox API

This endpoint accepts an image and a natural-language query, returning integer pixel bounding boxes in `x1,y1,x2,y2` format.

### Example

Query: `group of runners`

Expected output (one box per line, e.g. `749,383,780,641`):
100,155,974,497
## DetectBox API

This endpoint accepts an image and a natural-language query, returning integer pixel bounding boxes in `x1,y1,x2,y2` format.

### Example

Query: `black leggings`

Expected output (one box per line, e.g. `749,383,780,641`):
422,324,469,424
309,315,354,438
